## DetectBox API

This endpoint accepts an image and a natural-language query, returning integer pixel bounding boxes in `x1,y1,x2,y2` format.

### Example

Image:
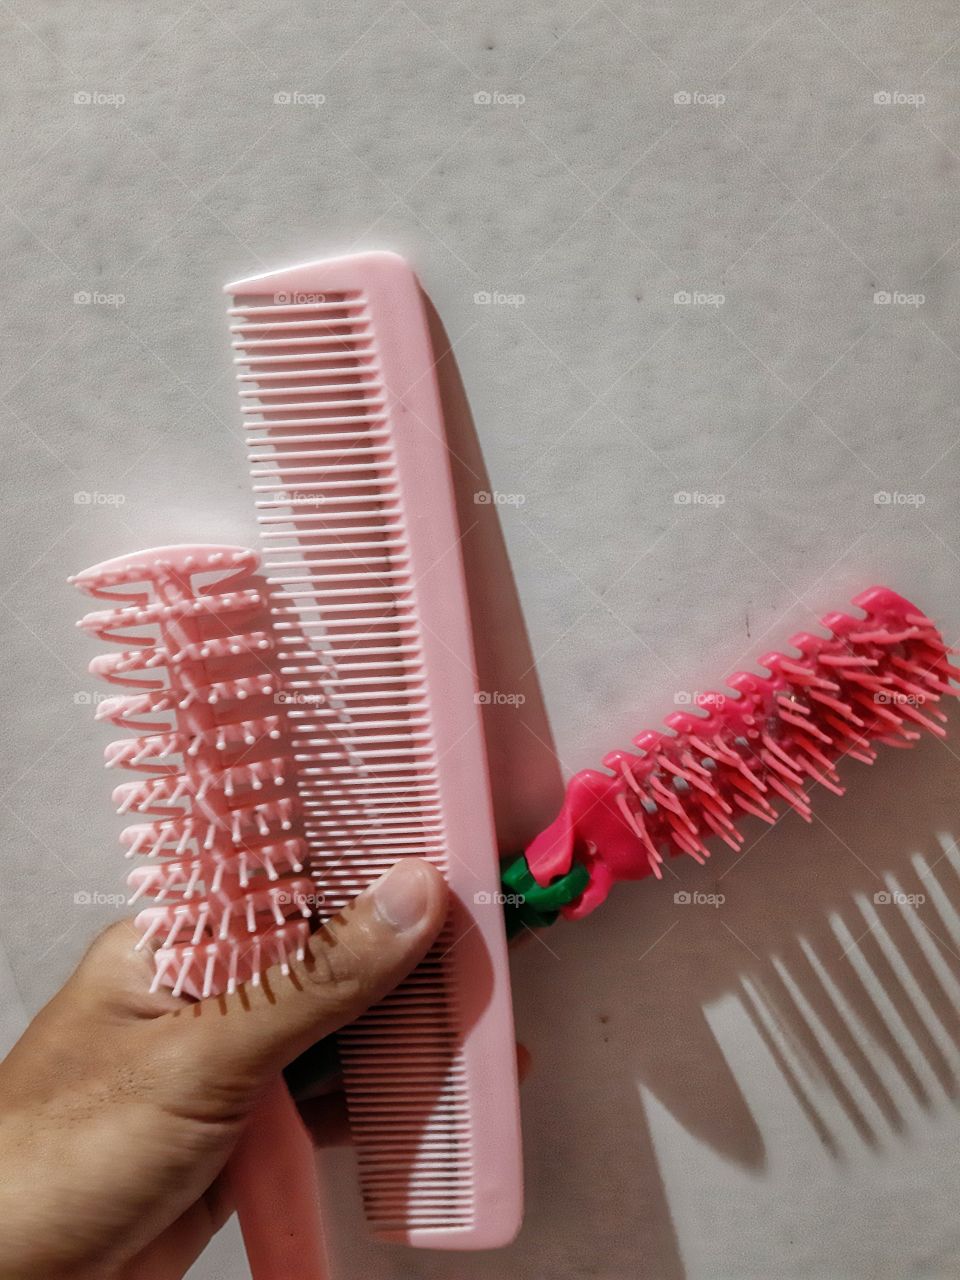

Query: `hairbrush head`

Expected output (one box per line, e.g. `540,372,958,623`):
73,544,312,998
527,586,959,918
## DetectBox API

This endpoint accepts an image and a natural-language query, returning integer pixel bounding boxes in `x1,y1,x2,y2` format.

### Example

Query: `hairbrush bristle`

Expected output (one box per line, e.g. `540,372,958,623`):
74,544,311,998
527,587,959,918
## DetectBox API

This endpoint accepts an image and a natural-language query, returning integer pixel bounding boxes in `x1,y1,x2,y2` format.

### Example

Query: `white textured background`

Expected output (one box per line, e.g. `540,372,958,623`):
3,3,960,1278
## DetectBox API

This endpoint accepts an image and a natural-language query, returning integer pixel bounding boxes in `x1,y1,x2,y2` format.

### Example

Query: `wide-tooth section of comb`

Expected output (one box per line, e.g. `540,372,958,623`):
227,253,521,1248
73,544,312,999
527,587,959,918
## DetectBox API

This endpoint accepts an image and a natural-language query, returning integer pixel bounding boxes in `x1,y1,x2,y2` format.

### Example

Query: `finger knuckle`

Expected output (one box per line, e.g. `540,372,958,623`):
302,926,365,1005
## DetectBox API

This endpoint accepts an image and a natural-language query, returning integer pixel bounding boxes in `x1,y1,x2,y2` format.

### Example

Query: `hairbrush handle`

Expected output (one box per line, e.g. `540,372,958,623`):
229,1076,330,1280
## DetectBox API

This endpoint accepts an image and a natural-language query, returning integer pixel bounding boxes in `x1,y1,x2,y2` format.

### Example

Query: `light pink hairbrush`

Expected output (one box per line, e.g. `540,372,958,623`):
73,544,331,1278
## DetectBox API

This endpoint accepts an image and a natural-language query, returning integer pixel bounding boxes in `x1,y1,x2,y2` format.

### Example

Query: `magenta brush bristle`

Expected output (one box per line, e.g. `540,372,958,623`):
526,587,958,918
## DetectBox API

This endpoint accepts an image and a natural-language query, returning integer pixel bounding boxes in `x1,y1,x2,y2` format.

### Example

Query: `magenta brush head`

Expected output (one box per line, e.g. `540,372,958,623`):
527,587,958,918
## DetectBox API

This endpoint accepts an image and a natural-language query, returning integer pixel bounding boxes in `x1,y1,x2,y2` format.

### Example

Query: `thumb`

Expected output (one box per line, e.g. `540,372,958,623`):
163,858,448,1091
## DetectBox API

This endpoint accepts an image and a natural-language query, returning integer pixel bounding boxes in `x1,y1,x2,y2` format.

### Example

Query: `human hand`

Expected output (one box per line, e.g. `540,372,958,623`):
0,858,447,1280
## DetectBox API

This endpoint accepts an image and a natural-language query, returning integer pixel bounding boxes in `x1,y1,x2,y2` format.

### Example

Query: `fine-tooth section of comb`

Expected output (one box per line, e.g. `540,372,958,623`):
226,252,522,1248
527,586,959,918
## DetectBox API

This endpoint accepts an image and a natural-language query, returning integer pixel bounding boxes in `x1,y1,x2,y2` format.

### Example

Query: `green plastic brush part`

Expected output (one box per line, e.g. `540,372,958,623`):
500,855,590,938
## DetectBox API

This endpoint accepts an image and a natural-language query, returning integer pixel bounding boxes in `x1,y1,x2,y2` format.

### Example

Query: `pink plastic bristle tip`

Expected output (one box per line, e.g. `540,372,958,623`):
527,588,958,919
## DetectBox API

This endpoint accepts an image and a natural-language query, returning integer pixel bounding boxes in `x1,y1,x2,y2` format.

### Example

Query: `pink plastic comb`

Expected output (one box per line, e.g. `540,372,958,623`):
524,587,958,917
225,251,521,1249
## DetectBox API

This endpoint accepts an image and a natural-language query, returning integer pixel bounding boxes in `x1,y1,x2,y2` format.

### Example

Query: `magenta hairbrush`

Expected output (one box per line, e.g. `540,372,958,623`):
505,588,958,923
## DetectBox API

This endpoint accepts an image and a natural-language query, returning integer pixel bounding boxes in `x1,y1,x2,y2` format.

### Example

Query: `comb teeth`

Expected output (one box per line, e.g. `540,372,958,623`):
527,586,959,918
227,252,521,1249
74,544,311,994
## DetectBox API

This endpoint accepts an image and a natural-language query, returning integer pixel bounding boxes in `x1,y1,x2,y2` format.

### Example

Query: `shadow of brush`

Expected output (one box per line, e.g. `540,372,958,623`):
721,730,960,1157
